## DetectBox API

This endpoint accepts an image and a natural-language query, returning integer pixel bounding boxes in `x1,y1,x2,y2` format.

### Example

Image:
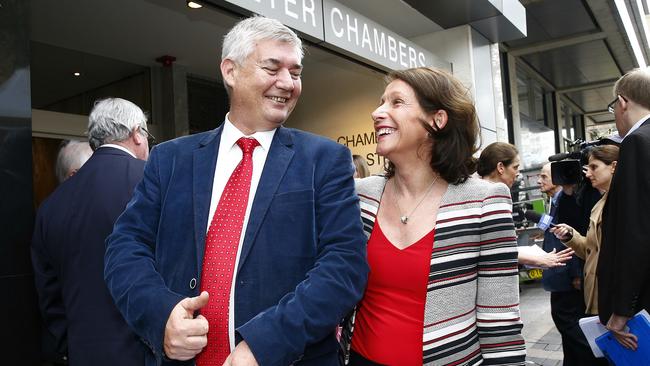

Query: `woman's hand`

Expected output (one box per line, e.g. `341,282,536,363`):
550,223,574,241
538,247,575,269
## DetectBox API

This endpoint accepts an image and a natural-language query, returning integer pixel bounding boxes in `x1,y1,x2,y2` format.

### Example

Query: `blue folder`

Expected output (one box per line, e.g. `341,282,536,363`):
595,313,650,365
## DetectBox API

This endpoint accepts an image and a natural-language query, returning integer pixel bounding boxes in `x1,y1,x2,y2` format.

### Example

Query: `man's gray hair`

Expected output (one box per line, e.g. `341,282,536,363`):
55,140,93,183
221,16,304,65
87,98,147,150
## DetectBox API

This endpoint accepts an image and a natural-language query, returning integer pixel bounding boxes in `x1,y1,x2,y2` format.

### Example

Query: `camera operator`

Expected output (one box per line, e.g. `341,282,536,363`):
537,159,604,365
598,68,650,350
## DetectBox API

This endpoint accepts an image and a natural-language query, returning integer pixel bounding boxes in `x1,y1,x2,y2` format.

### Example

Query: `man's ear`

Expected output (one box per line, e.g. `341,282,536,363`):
221,59,237,90
132,129,145,145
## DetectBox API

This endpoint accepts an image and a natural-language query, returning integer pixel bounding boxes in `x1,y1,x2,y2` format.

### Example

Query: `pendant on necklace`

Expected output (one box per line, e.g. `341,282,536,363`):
400,216,408,224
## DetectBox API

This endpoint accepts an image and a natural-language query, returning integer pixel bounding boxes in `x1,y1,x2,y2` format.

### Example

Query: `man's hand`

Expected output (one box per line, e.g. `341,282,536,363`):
571,276,581,290
606,313,637,350
222,341,259,366
164,291,210,360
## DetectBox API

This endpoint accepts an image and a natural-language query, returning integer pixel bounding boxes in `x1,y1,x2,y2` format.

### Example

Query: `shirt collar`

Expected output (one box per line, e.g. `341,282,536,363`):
222,113,276,152
622,112,650,140
98,143,137,158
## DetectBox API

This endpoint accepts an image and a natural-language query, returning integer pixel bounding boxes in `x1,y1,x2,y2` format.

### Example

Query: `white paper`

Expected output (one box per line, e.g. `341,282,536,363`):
579,316,608,358
580,310,650,358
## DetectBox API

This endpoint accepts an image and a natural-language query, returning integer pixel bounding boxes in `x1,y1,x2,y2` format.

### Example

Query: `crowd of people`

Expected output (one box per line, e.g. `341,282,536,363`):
31,15,650,366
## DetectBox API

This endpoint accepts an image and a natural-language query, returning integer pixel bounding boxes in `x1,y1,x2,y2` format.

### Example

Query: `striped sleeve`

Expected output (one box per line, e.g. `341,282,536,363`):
476,182,526,365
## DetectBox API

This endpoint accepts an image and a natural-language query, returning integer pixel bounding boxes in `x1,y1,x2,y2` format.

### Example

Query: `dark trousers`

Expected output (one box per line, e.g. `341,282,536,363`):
550,291,608,366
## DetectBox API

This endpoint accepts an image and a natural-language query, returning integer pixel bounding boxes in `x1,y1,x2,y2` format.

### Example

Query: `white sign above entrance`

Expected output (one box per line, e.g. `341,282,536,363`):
322,0,450,71
211,0,451,71
219,0,325,40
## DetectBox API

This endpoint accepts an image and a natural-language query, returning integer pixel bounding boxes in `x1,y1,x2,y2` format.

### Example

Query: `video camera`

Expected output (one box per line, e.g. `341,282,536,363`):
549,138,619,185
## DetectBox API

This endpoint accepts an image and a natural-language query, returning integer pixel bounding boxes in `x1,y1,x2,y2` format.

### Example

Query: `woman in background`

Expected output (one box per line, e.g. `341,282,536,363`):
550,145,619,315
342,67,525,365
352,154,370,178
478,142,574,269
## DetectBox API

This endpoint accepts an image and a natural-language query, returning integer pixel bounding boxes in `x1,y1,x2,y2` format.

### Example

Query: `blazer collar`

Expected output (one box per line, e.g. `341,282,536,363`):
237,126,294,271
193,125,295,273
193,125,224,271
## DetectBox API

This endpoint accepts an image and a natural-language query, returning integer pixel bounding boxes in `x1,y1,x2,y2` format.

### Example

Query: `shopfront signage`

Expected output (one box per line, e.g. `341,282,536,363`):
214,0,450,71
322,0,449,71
219,0,325,40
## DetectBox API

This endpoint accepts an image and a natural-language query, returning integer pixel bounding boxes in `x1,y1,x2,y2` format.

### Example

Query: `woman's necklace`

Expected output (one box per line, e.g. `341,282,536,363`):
392,174,439,224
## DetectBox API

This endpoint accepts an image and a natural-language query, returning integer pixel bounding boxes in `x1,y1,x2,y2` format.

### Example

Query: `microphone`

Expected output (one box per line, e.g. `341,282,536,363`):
548,151,582,162
525,210,555,230
524,210,543,223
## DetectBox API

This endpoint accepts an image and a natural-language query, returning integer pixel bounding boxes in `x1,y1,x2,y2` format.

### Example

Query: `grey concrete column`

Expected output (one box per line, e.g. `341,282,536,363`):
507,53,522,148
150,63,190,141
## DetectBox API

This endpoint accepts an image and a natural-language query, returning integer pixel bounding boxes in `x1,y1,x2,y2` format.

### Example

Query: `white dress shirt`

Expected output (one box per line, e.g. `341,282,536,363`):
206,115,276,350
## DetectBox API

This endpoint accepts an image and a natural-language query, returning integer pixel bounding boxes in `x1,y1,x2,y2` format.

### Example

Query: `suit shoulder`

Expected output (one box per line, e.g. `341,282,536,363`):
152,130,217,154
284,128,344,151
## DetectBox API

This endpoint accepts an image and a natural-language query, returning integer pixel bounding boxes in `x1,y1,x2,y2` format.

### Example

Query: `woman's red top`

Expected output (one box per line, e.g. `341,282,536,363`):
351,221,435,365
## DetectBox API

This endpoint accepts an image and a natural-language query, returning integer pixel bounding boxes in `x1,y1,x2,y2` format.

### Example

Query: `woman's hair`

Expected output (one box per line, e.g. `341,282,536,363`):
352,154,370,178
477,142,518,177
383,67,480,184
588,145,619,165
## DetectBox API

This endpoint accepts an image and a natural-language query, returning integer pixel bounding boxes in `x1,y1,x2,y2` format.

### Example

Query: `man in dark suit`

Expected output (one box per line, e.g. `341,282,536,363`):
104,16,368,366
599,68,650,350
32,97,152,365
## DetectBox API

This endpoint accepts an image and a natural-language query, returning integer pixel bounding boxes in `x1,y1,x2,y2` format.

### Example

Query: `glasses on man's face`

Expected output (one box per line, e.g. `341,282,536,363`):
607,95,627,114
140,127,156,145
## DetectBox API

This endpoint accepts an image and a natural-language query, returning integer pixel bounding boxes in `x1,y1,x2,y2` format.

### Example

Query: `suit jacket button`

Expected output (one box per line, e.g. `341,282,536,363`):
189,278,197,289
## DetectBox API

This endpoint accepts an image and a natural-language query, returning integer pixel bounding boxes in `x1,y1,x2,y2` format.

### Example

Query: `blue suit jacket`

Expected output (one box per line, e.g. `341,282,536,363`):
32,147,146,366
105,126,368,366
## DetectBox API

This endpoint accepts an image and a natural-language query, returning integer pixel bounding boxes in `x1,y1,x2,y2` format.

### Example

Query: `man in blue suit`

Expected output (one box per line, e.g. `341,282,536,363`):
105,16,368,366
32,98,152,365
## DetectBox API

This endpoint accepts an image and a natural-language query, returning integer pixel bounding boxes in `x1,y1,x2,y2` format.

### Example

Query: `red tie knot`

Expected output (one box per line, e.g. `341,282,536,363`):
236,137,259,156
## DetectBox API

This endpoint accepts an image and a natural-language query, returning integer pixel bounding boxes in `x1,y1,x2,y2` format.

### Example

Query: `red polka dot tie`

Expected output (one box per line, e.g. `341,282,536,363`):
196,137,259,365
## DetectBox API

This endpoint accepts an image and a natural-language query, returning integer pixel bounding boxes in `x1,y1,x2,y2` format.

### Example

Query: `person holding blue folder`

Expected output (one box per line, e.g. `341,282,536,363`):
598,68,650,351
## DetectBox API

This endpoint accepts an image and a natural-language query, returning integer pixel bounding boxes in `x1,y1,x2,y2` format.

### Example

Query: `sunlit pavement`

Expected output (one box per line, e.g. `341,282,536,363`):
520,280,564,366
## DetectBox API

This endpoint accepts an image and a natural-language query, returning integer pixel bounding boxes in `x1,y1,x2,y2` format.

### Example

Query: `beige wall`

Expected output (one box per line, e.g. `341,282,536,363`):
286,55,387,175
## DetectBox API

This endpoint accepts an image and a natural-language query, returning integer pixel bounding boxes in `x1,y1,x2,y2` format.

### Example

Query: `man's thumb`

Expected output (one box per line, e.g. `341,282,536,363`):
181,291,209,312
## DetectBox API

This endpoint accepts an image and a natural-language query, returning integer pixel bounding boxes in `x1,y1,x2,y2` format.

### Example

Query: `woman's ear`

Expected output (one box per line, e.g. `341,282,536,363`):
431,109,448,131
497,161,505,175
611,160,617,173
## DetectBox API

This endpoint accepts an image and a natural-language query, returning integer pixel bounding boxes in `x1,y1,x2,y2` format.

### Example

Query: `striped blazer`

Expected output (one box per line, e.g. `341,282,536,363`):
341,176,526,365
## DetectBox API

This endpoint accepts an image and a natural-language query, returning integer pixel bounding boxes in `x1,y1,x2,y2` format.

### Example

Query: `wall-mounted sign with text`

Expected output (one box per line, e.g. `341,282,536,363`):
322,0,450,71
337,130,387,175
216,0,325,41
210,0,451,71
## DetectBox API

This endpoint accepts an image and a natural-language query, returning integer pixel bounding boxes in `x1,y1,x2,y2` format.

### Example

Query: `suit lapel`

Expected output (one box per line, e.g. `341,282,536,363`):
237,127,294,272
193,127,222,272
